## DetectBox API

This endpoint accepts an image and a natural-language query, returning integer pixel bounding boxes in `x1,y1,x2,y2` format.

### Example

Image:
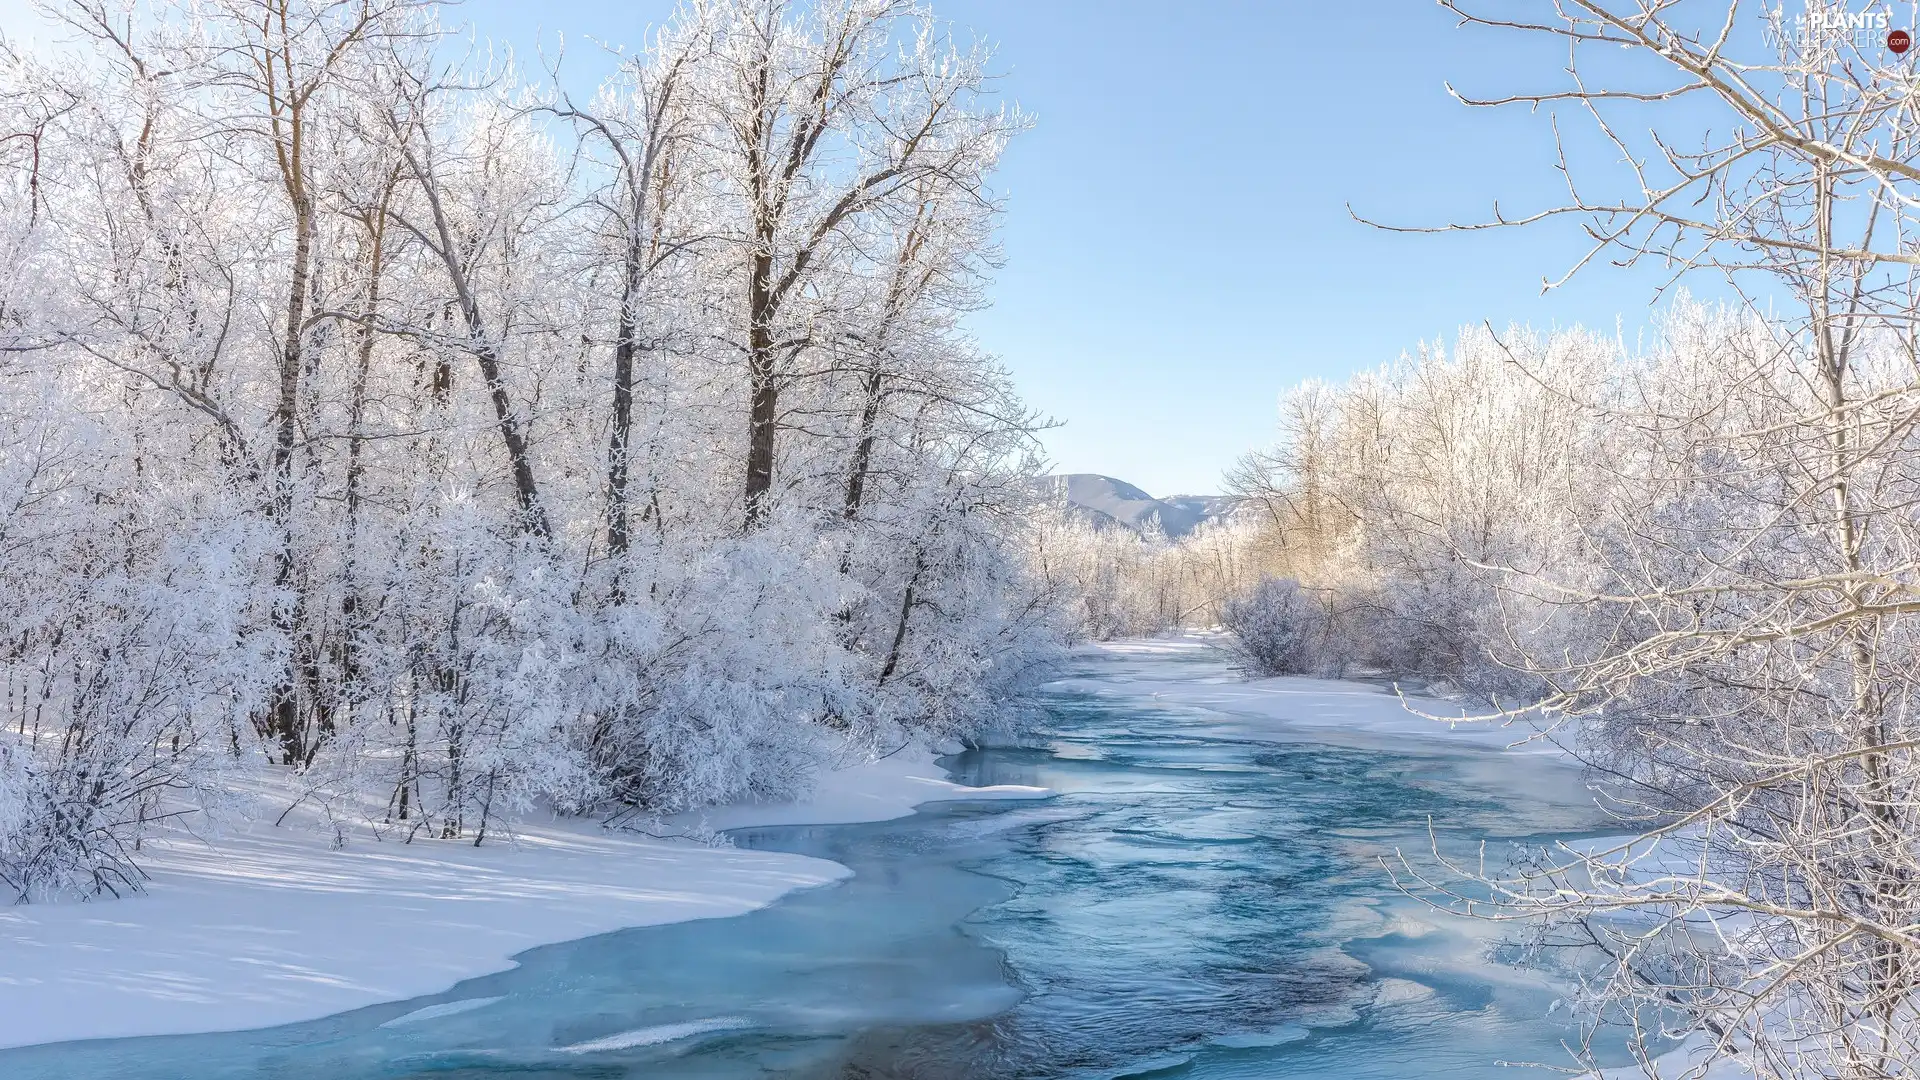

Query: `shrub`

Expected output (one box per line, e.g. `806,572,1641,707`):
1219,576,1335,676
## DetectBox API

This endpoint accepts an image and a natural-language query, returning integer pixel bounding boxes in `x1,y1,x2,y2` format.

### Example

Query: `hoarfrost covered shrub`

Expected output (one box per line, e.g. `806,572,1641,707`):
1219,577,1333,676
403,530,592,843
0,510,274,900
1219,576,1488,684
580,526,852,815
844,476,1074,743
1220,320,1617,691
0,0,1072,896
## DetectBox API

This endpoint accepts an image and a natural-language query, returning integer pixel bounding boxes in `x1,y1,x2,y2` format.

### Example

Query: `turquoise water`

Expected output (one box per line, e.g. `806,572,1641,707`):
0,647,1622,1078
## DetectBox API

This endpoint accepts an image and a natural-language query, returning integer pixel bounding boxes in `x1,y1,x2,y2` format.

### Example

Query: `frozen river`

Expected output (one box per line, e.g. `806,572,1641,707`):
0,642,1628,1078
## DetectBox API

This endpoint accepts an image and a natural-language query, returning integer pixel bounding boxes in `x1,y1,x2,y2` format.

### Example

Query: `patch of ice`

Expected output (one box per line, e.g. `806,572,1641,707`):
1371,978,1436,1006
378,996,504,1028
556,1016,751,1053
1104,1051,1194,1078
1209,1024,1310,1049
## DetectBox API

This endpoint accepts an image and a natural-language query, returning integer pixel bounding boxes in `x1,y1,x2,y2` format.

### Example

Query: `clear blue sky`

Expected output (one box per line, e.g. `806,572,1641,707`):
1,0,1698,496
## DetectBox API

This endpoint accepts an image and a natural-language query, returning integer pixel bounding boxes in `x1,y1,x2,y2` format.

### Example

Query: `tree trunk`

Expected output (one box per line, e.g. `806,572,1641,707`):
606,238,642,559
843,365,885,520
266,190,314,767
340,195,391,728
744,245,778,528
408,146,553,539
469,334,552,540
878,549,925,686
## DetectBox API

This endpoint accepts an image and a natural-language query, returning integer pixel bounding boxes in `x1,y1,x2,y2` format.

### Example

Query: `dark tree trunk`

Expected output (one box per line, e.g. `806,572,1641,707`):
469,333,551,539
744,245,778,528
267,194,314,767
843,365,885,520
606,243,642,559
341,212,385,703
879,550,925,686
410,150,553,541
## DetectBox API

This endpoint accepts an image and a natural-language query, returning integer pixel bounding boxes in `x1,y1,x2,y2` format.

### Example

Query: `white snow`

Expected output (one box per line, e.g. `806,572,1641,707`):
685,746,1050,831
0,745,1048,1050
1599,1036,1758,1080
1060,634,1560,752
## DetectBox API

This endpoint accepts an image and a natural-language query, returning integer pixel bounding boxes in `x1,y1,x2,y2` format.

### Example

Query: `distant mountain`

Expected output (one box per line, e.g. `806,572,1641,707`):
1039,474,1244,539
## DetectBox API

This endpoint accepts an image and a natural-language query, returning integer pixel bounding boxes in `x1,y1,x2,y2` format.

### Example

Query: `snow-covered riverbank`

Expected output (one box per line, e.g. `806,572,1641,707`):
1079,638,1768,1080
0,634,1580,1056
0,747,1047,1050
1058,635,1560,752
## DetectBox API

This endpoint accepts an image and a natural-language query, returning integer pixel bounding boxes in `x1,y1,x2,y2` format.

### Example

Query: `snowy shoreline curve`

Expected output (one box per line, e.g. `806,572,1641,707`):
0,635,1573,1056
0,747,1048,1051
1058,634,1563,753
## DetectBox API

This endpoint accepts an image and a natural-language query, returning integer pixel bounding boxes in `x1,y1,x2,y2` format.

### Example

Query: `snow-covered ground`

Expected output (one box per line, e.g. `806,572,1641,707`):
0,747,1047,1050
1058,634,1561,752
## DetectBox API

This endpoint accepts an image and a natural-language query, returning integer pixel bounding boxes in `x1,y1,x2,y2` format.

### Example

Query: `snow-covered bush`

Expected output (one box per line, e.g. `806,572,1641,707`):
0,508,273,899
1219,577,1334,676
579,526,851,814
0,0,1073,895
1212,321,1619,692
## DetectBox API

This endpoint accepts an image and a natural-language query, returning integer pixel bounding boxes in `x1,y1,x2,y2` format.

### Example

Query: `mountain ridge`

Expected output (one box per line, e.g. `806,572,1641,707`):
1039,474,1243,538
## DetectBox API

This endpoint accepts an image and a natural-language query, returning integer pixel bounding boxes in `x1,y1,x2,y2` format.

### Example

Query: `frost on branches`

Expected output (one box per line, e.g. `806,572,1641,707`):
0,0,1069,901
1213,0,1920,1071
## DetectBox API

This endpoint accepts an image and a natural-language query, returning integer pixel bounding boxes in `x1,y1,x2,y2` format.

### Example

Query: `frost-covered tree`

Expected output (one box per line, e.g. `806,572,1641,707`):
0,0,1065,898
1025,508,1273,641
1285,3,1920,1075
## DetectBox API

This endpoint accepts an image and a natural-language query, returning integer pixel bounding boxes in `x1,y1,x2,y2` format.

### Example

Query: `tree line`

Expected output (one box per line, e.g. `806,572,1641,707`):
0,0,1073,899
1208,3,1920,1076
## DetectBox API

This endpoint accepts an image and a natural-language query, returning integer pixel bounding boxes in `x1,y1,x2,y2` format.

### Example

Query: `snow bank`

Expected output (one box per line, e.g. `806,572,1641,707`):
0,746,1047,1050
1599,1036,1757,1080
686,744,1050,830
1062,634,1559,752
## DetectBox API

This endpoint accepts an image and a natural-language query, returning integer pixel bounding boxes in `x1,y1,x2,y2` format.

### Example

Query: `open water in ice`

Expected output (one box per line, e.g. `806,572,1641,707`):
0,645,1632,1078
